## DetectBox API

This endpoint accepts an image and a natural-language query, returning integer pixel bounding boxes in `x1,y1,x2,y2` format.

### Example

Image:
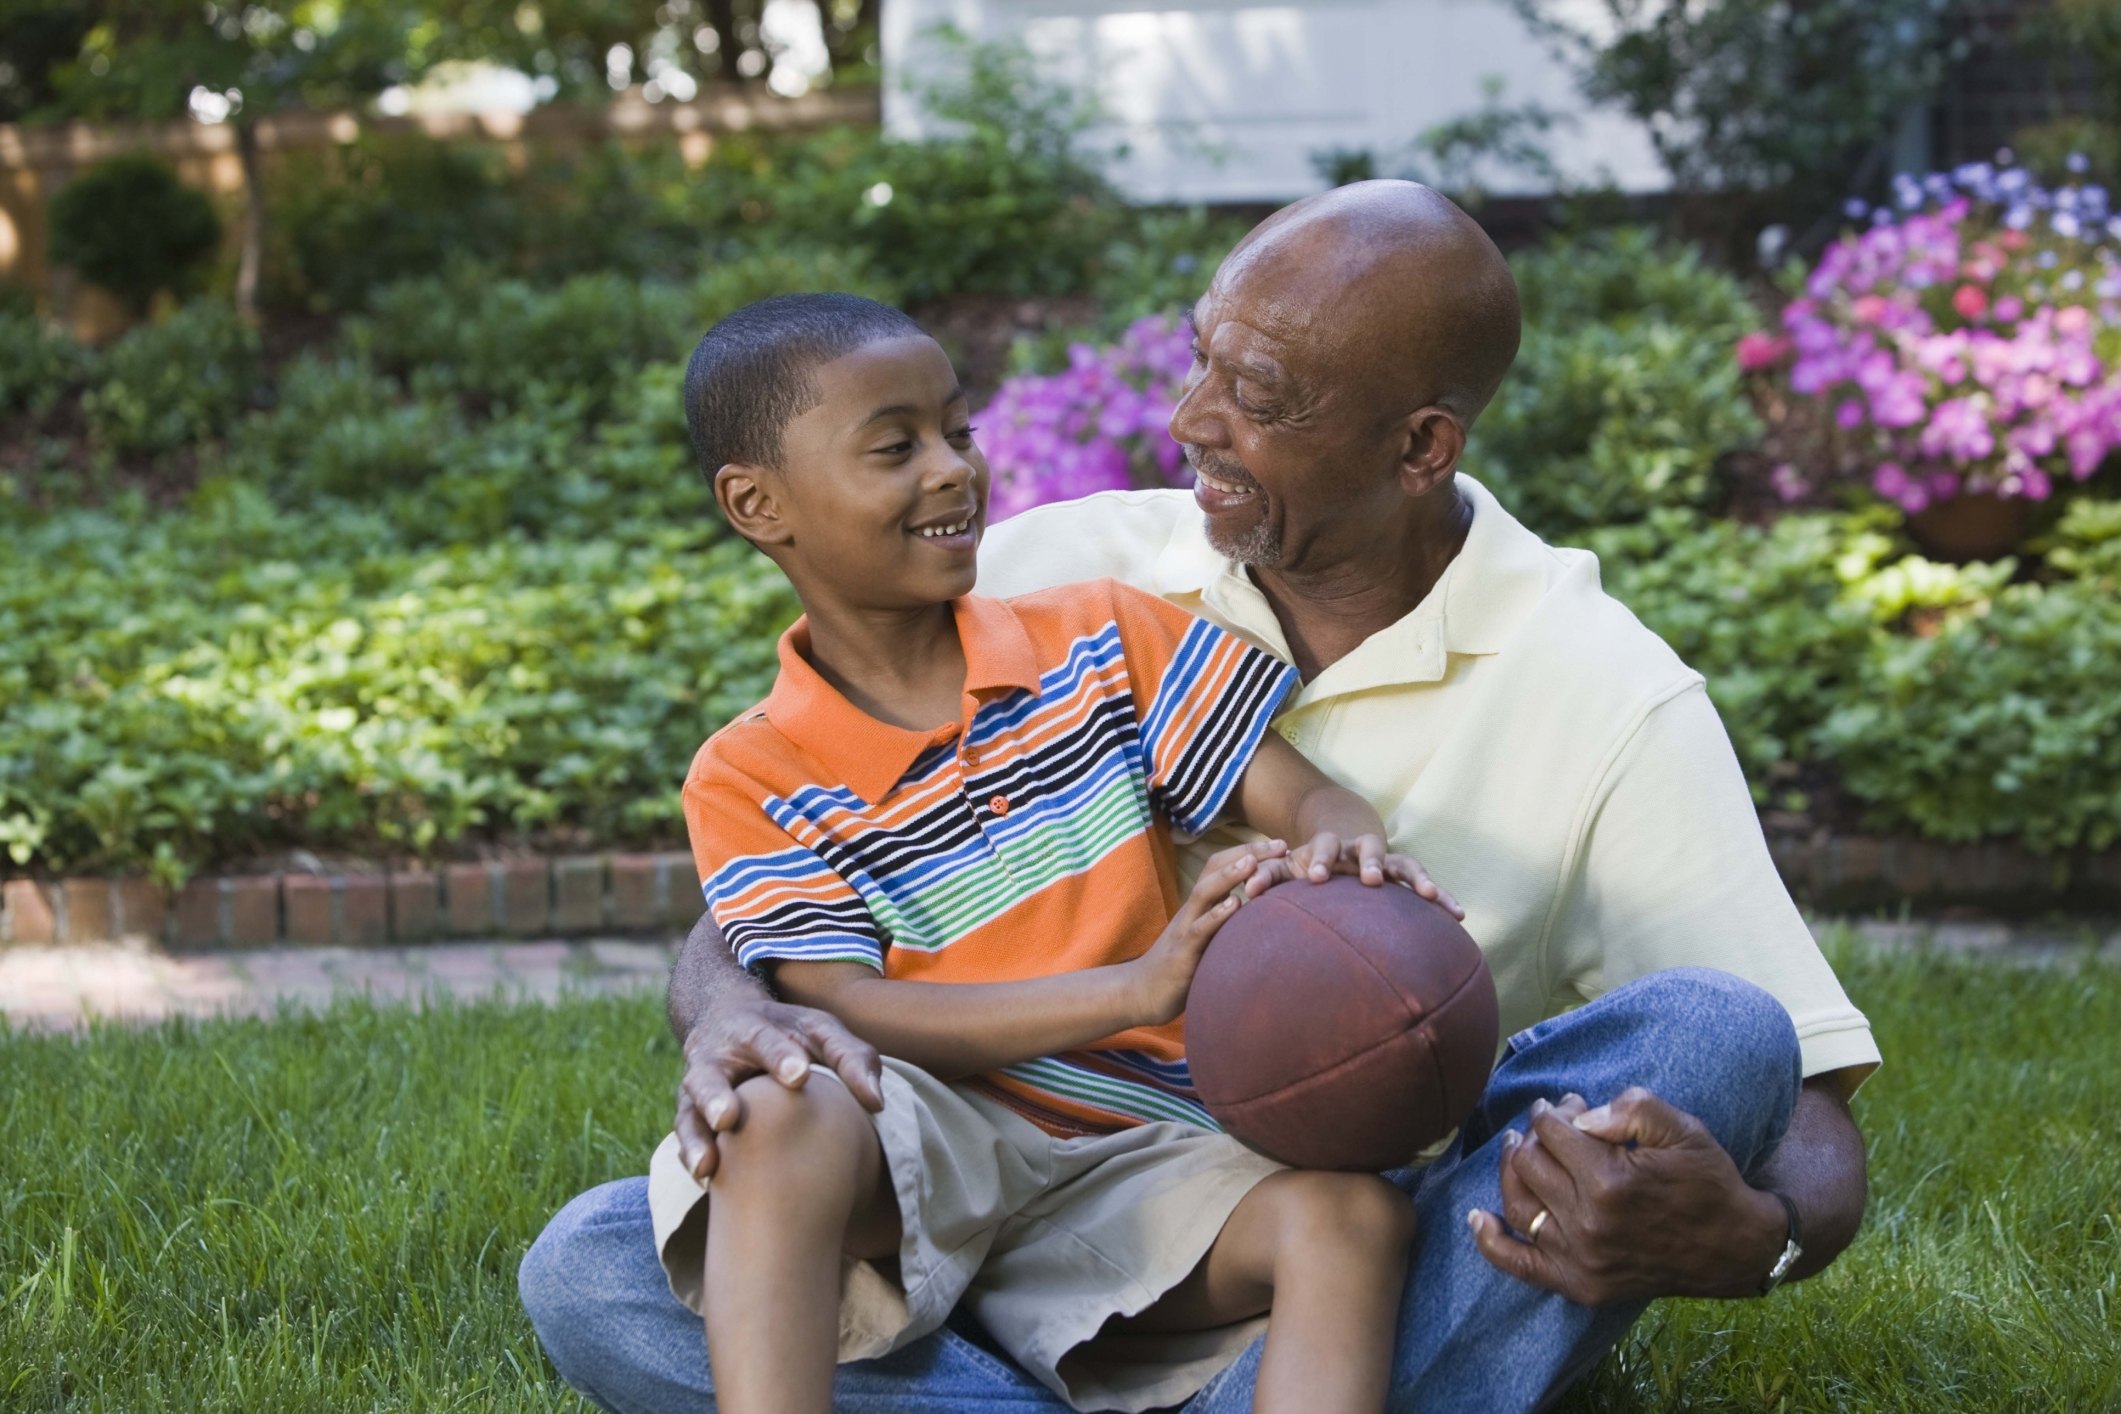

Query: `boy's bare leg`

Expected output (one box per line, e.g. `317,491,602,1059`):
701,1074,903,1414
1111,1170,1414,1414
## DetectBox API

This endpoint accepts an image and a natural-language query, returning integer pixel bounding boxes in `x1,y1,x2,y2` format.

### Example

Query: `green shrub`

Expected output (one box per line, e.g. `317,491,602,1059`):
1591,505,2114,848
265,135,519,314
83,300,259,456
0,483,792,877
351,251,900,417
0,311,95,416
1470,228,1761,537
1819,572,2121,852
686,40,1121,302
1009,207,1245,373
49,155,222,316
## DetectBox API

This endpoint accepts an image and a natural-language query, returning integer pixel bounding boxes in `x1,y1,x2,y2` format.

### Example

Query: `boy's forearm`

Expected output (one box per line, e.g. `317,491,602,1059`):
1290,779,1387,844
1239,733,1387,845
778,964,1144,1081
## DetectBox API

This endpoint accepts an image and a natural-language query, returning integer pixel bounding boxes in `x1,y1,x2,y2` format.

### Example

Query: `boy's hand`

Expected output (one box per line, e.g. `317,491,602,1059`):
1273,831,1466,919
1125,839,1286,1026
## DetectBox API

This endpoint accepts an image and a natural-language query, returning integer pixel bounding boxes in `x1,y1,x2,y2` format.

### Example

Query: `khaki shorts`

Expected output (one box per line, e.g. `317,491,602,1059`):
647,1055,1286,1413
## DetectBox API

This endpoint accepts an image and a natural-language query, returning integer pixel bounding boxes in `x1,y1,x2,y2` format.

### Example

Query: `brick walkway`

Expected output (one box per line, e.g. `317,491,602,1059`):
3,920,2115,1034
0,937,680,1032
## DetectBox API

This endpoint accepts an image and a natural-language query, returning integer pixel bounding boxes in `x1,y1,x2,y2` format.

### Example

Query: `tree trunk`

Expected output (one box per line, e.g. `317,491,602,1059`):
233,117,264,324
820,0,879,74
707,0,745,80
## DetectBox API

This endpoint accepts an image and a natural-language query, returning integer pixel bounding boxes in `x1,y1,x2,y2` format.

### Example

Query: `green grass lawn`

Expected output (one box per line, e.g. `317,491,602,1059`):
5,939,2119,1411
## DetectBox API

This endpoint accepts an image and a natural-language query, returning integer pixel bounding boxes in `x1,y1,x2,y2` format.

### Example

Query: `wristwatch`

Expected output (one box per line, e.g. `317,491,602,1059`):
1758,1189,1804,1295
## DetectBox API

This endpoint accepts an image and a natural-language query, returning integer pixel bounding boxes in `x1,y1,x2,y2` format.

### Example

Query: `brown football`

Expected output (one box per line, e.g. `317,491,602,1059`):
1185,876,1499,1171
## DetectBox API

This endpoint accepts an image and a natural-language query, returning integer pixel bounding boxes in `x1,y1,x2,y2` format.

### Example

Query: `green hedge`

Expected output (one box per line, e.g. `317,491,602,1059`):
1471,228,1761,536
1591,502,2121,849
0,482,792,879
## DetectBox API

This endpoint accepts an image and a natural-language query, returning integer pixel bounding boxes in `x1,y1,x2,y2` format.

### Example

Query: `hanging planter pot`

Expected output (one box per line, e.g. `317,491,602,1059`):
1906,491,2033,563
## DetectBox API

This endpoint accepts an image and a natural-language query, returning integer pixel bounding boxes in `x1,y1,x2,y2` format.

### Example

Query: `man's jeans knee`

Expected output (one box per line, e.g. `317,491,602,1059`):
1186,966,1806,1414
1479,966,1804,1172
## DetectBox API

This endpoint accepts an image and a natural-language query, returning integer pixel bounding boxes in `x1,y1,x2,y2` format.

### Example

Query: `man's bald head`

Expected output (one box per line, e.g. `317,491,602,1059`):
1211,180,1520,428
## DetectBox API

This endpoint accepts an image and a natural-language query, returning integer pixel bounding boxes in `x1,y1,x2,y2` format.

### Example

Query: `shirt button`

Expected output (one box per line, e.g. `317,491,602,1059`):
989,794,1010,816
962,748,980,767
1277,723,1299,744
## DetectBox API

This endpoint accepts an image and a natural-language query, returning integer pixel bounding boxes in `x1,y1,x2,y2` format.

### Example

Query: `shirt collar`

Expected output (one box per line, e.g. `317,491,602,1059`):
1151,473,1558,690
765,595,1044,805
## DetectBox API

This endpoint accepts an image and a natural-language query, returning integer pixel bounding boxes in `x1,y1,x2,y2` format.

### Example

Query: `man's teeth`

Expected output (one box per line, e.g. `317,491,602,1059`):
914,519,973,538
1197,470,1252,495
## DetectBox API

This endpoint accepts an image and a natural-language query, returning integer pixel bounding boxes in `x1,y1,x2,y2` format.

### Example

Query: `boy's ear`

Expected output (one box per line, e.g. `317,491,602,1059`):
714,463,792,546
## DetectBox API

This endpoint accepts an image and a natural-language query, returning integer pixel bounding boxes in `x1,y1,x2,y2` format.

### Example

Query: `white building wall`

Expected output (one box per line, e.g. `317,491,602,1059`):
883,0,1669,204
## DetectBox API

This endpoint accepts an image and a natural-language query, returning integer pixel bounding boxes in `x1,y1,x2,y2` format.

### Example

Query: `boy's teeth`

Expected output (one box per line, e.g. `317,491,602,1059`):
915,519,971,538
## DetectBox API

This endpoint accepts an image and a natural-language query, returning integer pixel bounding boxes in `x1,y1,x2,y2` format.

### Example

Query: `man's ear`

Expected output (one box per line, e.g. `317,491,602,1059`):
714,463,791,546
1394,406,1466,500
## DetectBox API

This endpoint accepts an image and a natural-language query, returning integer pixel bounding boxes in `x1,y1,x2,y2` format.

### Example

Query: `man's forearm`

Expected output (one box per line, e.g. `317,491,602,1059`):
666,911,768,1043
1751,1077,1868,1282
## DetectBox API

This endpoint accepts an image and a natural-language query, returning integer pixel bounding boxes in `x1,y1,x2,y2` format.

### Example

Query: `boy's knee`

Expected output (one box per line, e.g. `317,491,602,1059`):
715,1075,873,1179
1264,1172,1417,1256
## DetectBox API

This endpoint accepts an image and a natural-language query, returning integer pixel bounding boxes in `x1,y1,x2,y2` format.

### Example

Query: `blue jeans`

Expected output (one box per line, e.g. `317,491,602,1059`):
521,967,1801,1412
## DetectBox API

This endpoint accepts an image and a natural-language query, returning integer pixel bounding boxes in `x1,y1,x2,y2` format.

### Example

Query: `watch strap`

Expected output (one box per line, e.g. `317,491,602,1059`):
1758,1189,1804,1294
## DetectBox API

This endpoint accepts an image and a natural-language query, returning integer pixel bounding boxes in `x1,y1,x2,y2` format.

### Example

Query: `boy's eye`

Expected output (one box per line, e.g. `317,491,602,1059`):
872,439,914,456
948,423,977,441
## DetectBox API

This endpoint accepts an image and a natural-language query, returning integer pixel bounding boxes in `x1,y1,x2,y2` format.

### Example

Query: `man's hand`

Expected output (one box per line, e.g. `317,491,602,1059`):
674,997,885,1181
1466,1087,1790,1304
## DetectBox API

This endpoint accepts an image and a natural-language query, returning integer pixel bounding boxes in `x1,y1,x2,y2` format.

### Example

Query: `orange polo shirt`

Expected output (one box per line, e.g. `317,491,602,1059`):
683,579,1298,1136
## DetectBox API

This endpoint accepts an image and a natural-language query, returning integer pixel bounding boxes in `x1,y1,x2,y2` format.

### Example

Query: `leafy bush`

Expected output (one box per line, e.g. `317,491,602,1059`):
48,155,222,316
1588,502,2121,850
82,301,259,456
350,250,899,416
1469,228,1762,535
1819,570,2121,851
0,312,95,416
685,39,1122,303
265,135,519,314
0,483,793,877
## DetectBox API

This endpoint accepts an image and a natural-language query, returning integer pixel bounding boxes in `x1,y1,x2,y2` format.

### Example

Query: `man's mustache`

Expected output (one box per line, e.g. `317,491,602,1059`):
1183,446,1259,490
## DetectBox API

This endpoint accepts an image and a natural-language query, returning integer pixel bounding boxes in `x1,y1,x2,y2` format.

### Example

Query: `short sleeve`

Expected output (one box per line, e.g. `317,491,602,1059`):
684,770,887,973
1545,685,1881,1093
1104,581,1300,839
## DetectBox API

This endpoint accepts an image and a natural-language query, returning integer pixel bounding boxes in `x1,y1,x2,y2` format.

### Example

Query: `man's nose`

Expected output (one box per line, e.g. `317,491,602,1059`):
1168,366,1222,449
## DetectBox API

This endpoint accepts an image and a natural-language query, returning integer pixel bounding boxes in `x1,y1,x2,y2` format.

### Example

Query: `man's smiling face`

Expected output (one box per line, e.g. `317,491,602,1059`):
1171,254,1409,570
1166,182,1523,577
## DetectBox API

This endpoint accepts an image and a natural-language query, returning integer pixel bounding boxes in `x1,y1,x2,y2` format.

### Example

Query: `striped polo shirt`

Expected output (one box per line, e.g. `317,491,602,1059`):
683,579,1299,1137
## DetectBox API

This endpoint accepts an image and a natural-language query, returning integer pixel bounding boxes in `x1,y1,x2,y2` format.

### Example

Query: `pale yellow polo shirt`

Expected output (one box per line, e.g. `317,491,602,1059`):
975,474,1879,1092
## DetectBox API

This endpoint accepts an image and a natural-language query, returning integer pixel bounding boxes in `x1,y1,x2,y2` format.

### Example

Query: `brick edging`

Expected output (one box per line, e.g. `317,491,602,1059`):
6,835,2121,949
0,852,701,949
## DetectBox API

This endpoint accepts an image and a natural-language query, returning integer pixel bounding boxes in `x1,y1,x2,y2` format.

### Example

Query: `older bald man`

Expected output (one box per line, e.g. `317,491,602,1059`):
521,182,1875,1412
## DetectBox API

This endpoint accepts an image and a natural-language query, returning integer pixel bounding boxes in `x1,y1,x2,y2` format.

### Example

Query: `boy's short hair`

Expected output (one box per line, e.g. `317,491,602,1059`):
683,292,927,479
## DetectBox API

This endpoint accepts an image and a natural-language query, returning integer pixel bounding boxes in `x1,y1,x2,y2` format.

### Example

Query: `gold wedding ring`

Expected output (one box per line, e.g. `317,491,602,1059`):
1526,1208,1551,1244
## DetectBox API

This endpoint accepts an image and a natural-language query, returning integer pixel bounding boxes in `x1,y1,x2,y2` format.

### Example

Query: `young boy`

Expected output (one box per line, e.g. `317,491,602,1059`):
646,293,1464,1414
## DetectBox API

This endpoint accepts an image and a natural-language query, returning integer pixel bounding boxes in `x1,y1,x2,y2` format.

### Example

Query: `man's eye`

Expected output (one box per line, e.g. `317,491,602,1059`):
1190,343,1207,364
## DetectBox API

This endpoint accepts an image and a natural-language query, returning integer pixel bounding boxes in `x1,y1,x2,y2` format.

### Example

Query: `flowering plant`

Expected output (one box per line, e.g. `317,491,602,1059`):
977,315,1192,520
1744,155,2121,512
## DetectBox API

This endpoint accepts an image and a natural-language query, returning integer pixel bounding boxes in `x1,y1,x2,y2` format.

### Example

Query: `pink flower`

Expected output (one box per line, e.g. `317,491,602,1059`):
1736,331,1792,371
1952,285,1990,320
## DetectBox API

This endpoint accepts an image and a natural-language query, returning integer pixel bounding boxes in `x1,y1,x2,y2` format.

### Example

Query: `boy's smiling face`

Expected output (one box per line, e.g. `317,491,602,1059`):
717,335,989,613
